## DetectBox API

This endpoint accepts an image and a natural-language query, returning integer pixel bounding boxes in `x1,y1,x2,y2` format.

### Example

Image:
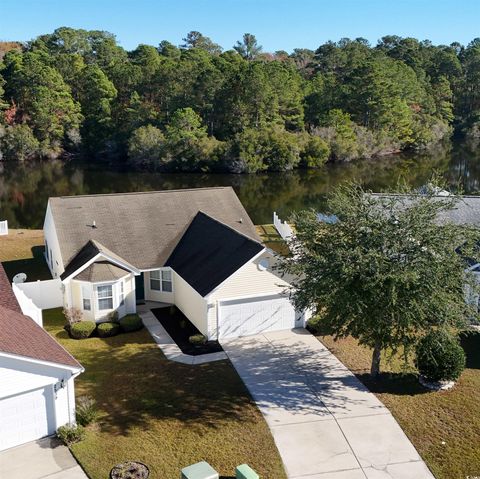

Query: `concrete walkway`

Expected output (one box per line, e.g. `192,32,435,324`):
140,309,227,364
0,437,88,479
222,329,435,479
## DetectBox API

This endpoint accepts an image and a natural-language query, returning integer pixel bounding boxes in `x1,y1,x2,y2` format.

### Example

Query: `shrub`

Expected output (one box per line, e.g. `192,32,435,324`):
70,321,96,339
119,314,143,332
63,307,83,326
57,424,85,445
189,334,207,345
415,330,466,382
97,321,121,338
107,310,119,322
76,396,98,426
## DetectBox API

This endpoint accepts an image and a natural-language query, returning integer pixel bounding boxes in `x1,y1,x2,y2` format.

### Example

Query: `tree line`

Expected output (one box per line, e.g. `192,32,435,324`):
1,28,480,172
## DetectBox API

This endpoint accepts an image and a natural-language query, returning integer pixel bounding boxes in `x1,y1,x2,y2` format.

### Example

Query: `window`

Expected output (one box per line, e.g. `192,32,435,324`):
82,284,91,311
161,270,173,292
150,269,173,292
97,285,113,310
119,281,125,306
150,270,161,291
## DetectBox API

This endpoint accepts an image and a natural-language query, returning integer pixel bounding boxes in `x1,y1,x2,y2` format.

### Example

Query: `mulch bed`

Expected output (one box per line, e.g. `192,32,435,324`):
151,307,223,356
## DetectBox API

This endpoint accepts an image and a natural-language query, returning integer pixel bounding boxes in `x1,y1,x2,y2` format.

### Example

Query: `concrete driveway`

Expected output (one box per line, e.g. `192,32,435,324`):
222,329,435,479
0,437,88,479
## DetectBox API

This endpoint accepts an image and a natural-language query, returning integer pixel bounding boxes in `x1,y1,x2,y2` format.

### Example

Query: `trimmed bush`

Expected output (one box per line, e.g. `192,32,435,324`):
119,314,143,332
70,321,96,339
189,334,207,345
76,396,98,426
97,321,121,338
57,424,85,445
415,330,466,382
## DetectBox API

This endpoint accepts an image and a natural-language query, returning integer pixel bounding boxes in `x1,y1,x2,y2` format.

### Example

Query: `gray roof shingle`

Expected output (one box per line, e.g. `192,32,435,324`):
50,187,260,272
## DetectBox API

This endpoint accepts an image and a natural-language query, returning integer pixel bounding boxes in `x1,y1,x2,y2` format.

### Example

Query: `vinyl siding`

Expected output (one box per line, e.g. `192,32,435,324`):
206,251,292,339
69,275,135,322
0,355,77,432
43,202,65,279
144,270,175,304
172,271,209,337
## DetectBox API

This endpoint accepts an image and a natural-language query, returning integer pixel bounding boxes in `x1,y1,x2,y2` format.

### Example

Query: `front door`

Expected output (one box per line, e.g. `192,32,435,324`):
135,273,145,303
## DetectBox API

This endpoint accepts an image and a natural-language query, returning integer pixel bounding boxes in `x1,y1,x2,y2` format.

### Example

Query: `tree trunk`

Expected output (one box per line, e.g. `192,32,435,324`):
370,342,382,377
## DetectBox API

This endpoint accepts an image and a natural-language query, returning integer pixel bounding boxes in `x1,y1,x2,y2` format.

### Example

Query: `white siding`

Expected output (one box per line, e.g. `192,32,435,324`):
43,202,65,279
0,355,79,450
172,271,209,337
69,275,135,322
144,270,175,304
206,252,291,338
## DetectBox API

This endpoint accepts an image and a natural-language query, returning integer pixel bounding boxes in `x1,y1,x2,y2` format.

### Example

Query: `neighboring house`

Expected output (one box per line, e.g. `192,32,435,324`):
44,187,309,340
0,263,83,451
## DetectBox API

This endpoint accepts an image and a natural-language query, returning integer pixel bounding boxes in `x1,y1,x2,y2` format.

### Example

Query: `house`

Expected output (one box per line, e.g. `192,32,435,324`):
0,263,83,451
44,187,309,340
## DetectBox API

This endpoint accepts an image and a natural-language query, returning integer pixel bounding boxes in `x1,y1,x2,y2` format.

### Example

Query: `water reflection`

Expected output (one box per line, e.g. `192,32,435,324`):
0,140,478,228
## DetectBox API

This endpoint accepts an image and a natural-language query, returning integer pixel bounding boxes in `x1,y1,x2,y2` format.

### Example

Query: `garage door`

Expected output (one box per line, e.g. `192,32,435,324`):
0,386,55,451
219,294,302,339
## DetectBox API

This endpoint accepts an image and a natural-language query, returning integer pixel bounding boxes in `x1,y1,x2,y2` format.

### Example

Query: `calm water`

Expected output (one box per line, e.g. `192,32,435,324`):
1,140,480,229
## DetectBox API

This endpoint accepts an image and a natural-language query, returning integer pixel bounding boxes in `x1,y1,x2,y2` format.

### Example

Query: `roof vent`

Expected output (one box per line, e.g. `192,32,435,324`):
92,220,97,229
238,218,243,223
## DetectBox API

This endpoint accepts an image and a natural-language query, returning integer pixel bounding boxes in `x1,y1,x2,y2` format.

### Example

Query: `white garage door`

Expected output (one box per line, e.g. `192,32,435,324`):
219,294,302,339
0,386,55,451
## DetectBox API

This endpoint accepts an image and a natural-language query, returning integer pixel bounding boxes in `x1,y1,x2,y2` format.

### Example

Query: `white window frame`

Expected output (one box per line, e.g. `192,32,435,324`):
96,283,114,311
119,280,125,306
161,269,173,292
149,268,173,293
81,283,92,311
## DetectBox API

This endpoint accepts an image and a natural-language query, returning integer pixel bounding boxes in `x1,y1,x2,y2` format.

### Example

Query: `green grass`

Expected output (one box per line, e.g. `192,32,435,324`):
256,224,290,256
0,229,51,281
317,332,480,479
43,309,286,479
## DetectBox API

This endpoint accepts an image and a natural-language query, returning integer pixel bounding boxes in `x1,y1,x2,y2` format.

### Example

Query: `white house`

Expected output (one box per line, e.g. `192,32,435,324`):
0,264,83,451
43,187,309,340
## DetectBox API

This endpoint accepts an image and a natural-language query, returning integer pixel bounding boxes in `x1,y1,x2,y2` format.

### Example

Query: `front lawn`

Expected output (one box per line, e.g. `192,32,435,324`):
43,309,286,479
317,332,480,479
0,229,51,281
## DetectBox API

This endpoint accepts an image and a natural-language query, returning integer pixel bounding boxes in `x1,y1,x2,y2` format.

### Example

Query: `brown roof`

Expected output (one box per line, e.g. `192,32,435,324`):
74,261,130,282
49,187,261,272
0,264,81,369
0,264,22,314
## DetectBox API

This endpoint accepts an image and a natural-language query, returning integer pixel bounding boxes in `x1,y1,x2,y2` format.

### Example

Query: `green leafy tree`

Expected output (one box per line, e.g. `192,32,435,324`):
181,31,222,55
78,64,117,151
2,50,82,155
234,33,262,60
127,124,165,166
300,135,330,168
280,183,479,376
0,124,40,161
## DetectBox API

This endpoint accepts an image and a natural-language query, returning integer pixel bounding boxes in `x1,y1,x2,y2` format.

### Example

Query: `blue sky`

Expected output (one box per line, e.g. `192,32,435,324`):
1,0,479,52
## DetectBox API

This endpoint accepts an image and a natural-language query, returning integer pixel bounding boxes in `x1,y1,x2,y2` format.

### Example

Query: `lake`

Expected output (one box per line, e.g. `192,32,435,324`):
1,139,480,229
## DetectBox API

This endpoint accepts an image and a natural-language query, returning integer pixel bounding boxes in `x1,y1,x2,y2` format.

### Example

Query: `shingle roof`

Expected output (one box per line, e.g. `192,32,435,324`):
370,194,480,226
61,239,138,280
50,187,260,272
166,212,264,296
74,261,130,282
0,264,81,369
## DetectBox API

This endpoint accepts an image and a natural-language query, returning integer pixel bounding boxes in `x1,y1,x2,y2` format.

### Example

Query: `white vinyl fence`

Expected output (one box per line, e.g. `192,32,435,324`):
273,212,294,241
0,220,8,236
13,279,63,327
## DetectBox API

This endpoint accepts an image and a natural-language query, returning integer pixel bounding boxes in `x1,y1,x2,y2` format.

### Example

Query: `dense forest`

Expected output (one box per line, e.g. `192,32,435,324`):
1,28,480,172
